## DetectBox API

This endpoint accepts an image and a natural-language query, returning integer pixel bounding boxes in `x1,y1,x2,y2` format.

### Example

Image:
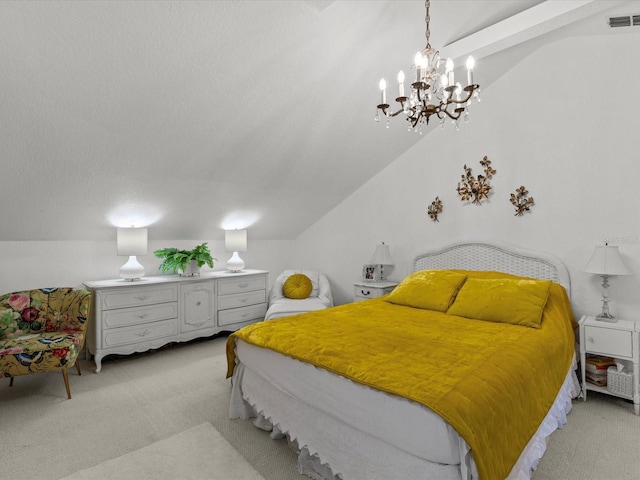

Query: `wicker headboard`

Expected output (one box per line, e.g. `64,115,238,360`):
413,240,571,296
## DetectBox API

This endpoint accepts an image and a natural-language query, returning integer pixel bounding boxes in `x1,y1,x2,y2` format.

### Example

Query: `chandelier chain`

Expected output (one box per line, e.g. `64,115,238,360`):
424,0,431,50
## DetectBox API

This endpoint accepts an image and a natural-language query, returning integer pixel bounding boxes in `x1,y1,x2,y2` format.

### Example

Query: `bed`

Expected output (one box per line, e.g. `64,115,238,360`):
226,240,579,480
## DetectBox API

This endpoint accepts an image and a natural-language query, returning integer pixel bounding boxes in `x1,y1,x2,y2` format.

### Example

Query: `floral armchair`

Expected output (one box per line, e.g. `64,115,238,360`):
0,288,92,399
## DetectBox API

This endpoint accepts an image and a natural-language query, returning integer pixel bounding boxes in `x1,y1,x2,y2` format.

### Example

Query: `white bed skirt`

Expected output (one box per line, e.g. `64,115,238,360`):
229,339,579,480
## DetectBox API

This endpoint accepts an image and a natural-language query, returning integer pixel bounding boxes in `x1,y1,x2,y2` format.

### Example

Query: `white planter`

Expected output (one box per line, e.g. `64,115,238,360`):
180,260,201,276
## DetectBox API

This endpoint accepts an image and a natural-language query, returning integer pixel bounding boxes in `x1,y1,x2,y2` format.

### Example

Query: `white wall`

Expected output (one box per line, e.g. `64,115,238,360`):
0,239,294,294
293,32,640,321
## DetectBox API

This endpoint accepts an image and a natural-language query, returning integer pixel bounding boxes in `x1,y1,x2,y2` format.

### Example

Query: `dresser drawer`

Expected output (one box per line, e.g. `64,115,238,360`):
584,325,633,358
103,303,178,328
218,290,266,310
218,276,266,295
101,285,178,310
218,303,267,327
102,318,178,348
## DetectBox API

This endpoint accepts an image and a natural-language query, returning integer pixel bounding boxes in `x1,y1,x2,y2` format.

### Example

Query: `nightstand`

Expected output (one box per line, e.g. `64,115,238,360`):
353,280,398,302
579,315,640,415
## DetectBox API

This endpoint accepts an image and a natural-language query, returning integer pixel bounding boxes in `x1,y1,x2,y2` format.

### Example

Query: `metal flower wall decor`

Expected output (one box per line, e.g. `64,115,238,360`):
510,185,535,216
428,196,443,222
456,156,496,205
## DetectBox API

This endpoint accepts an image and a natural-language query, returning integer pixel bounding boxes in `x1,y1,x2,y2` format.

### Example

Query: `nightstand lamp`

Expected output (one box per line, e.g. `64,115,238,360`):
584,243,631,322
225,229,247,272
117,227,148,281
370,242,394,281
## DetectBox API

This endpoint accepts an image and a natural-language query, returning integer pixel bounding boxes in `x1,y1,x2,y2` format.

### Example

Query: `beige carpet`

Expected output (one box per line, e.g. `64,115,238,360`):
1,334,640,480
60,423,265,480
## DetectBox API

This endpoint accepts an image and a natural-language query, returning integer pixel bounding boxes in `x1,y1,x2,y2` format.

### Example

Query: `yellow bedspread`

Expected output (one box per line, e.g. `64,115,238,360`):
226,273,576,480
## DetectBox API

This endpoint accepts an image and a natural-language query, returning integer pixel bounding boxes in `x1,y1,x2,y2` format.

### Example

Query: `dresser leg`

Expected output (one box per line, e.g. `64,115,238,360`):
94,353,103,374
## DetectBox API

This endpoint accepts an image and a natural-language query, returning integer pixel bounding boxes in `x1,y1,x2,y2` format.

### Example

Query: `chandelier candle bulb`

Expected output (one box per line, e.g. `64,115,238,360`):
414,52,422,82
446,58,454,86
466,56,475,85
398,71,405,97
379,78,387,104
455,83,463,108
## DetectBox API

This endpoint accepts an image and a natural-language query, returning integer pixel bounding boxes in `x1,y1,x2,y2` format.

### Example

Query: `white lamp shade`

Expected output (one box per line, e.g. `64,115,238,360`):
584,245,631,276
117,228,148,256
225,229,247,252
370,243,393,265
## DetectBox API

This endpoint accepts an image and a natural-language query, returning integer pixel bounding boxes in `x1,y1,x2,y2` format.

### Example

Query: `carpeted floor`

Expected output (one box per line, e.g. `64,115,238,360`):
1,334,639,480
59,423,265,480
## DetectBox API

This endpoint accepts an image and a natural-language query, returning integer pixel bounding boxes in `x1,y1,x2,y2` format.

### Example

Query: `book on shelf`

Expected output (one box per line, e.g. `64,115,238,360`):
586,355,615,368
586,363,613,375
585,355,616,387
586,375,608,387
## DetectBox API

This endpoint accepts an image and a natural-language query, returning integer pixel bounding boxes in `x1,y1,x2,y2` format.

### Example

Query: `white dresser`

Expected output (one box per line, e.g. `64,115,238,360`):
84,269,268,372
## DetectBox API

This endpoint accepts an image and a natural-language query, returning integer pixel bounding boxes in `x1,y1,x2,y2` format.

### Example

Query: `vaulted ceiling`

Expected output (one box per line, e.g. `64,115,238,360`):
0,0,632,241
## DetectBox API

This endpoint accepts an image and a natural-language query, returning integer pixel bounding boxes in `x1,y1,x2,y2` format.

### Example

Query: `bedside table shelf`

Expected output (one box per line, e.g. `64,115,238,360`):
579,315,640,415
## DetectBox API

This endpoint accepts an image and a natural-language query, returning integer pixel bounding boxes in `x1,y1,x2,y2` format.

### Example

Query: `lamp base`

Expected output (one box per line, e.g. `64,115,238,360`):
596,312,617,323
595,316,617,323
120,255,145,281
226,252,245,272
596,274,617,322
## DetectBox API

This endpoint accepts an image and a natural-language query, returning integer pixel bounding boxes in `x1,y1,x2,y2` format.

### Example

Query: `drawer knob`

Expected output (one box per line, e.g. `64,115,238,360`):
588,337,594,344
238,283,249,289
361,290,370,296
135,313,150,319
134,295,150,301
196,301,201,306
135,329,152,337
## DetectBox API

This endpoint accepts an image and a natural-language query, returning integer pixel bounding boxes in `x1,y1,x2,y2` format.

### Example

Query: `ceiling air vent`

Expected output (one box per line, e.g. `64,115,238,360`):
608,14,640,28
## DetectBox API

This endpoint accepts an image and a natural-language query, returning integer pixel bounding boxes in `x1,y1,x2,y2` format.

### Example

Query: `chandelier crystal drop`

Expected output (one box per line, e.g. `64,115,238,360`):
375,0,480,132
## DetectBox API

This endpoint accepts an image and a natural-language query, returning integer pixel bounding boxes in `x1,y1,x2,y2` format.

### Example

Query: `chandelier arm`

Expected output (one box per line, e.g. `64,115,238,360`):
442,109,462,121
450,89,475,107
381,106,409,118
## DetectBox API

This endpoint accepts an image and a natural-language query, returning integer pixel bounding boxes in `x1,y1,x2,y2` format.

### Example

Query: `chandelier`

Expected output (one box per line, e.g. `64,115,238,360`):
375,0,480,133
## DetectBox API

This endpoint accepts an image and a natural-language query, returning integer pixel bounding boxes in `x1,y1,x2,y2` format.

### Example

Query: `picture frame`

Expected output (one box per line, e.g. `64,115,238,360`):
362,264,381,282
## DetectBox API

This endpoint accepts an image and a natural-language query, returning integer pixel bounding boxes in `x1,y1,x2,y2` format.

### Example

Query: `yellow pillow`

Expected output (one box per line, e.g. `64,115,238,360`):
446,277,552,328
283,274,313,299
385,270,468,312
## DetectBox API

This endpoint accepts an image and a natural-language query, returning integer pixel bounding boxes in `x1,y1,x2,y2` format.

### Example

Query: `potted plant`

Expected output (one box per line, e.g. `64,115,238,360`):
153,242,216,276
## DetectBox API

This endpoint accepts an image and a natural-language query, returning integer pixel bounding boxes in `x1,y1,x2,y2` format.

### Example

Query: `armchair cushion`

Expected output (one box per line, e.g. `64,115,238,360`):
0,331,83,376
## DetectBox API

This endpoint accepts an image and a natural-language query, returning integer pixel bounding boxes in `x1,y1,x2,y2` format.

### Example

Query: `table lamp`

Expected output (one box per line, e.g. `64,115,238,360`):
225,229,247,272
369,242,394,281
584,243,631,322
117,227,148,281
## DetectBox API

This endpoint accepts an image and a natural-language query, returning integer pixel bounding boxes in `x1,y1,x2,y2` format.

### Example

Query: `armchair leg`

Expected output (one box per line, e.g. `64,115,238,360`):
61,368,71,399
9,377,14,387
75,360,82,376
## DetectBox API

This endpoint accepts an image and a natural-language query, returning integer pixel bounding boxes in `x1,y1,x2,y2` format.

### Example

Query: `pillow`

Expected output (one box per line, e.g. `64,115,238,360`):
283,274,313,299
385,270,467,312
446,277,552,328
282,270,319,297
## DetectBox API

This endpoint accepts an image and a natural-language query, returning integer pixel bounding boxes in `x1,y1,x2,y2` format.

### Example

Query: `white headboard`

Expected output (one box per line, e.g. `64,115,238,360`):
412,240,571,297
